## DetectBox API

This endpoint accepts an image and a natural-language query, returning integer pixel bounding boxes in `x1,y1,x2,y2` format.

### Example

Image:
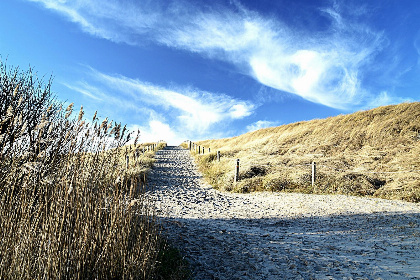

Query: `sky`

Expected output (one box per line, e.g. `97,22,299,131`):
1,0,419,145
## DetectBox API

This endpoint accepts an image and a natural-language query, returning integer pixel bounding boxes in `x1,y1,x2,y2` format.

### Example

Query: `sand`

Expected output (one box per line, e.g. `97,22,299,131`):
146,146,420,280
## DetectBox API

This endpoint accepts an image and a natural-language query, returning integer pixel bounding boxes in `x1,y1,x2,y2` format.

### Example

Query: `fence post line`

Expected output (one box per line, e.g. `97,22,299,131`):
203,147,205,154
312,161,316,187
189,141,192,151
234,159,240,183
198,146,201,154
217,151,220,162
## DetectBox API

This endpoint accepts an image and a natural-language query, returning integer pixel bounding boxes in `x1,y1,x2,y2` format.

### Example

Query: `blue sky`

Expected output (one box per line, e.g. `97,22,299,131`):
1,0,419,144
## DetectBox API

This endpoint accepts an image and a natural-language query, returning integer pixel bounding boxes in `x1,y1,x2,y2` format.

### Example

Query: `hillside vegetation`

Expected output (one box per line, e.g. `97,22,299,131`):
190,102,420,202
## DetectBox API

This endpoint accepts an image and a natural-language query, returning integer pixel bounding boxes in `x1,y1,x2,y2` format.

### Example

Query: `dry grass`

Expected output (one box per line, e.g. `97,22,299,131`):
0,62,185,279
189,102,420,202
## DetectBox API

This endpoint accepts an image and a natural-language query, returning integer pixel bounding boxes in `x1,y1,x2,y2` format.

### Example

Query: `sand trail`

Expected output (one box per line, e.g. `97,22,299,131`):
146,146,420,280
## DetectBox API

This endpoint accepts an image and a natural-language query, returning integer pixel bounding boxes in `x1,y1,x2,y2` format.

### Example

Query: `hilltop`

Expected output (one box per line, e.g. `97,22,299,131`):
190,102,420,202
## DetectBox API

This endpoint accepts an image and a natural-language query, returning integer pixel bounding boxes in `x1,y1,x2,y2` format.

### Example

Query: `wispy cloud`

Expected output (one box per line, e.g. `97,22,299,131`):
63,82,104,101
65,67,254,143
28,0,399,109
28,0,159,44
246,120,280,132
415,33,420,65
365,91,413,109
88,68,254,132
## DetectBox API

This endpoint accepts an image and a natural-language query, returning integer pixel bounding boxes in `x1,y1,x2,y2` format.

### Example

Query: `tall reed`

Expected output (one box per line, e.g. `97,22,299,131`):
0,61,163,279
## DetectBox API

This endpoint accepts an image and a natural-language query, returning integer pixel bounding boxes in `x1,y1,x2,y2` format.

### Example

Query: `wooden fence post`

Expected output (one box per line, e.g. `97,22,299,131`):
217,151,220,162
312,161,316,187
202,147,205,154
208,147,211,153
198,146,201,154
234,159,240,183
189,141,192,150
126,155,129,169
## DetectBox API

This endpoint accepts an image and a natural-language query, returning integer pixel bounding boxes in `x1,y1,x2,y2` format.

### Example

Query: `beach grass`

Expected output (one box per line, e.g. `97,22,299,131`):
188,102,420,202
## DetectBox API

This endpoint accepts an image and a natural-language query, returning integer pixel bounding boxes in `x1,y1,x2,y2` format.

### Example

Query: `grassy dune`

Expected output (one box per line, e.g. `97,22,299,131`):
189,102,420,202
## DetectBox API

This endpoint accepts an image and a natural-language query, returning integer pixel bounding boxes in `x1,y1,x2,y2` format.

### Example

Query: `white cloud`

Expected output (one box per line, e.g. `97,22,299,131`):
365,91,413,109
86,69,254,133
62,80,150,116
67,67,254,143
28,0,158,44
128,120,183,146
63,82,103,101
29,0,399,109
229,104,253,119
246,120,279,132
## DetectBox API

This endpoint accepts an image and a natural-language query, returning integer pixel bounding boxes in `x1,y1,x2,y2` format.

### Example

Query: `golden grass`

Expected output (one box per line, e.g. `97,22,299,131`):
0,62,186,279
189,102,420,202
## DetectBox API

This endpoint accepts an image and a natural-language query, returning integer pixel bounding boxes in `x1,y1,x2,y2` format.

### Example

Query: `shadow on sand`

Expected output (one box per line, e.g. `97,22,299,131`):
160,211,420,279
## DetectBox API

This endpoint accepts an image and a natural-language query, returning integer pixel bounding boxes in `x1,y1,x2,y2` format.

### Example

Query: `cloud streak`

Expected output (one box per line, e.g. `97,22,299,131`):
246,120,280,133
29,0,401,109
65,67,254,143
89,68,254,132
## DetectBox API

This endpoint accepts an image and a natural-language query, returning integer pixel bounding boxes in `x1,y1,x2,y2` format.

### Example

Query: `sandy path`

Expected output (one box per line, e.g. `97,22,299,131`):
146,146,420,280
